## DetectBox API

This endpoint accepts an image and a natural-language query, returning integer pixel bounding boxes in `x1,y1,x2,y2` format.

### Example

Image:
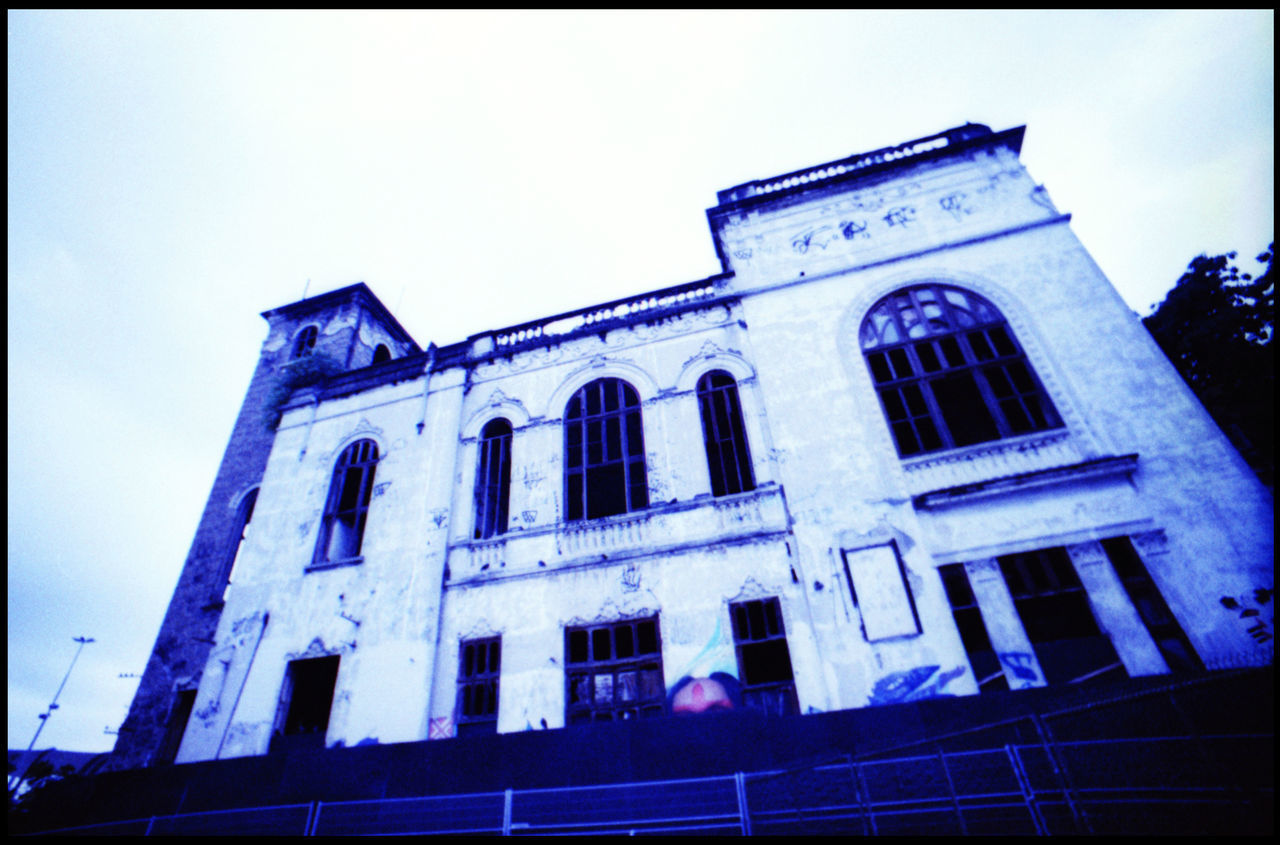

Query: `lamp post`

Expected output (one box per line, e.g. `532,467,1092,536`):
8,636,95,797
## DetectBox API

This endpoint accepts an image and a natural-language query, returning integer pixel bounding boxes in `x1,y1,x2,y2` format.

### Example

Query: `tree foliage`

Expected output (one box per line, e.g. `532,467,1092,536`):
1143,244,1273,488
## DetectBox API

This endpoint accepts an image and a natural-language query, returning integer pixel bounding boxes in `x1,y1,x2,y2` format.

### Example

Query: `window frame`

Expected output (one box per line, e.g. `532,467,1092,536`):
860,284,1062,457
473,419,513,540
564,616,665,724
312,439,379,568
291,324,319,360
455,636,501,736
563,378,649,522
696,370,756,497
729,597,799,716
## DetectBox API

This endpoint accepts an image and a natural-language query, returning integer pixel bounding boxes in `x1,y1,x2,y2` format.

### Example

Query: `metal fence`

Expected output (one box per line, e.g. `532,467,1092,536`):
34,732,1271,836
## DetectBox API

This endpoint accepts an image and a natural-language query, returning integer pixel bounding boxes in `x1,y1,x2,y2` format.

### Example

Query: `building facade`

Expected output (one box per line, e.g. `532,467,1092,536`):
112,123,1273,769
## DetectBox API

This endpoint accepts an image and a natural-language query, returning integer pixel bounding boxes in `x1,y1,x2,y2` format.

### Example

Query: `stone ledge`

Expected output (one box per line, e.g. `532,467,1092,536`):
912,453,1139,510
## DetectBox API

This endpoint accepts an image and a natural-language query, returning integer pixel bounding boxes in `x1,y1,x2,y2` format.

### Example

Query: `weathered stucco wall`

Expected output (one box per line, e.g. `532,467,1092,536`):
159,126,1271,765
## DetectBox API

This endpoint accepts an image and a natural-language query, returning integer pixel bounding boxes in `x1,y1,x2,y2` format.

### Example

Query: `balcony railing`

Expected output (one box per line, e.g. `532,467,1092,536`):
716,124,994,204
448,484,789,583
470,275,727,356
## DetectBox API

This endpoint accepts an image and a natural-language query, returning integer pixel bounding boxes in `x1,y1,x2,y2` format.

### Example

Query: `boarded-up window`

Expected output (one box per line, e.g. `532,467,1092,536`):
842,543,921,641
565,617,664,723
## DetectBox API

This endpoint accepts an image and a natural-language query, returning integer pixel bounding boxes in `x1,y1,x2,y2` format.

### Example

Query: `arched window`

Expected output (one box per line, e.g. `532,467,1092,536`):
696,371,756,496
314,439,378,565
292,325,319,360
213,487,258,601
372,344,391,364
860,284,1061,456
474,419,513,539
564,378,648,521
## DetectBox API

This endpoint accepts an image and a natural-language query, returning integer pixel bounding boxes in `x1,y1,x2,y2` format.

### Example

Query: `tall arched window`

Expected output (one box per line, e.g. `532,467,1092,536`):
474,419,513,539
861,284,1062,456
314,439,378,565
292,325,319,359
696,371,756,496
564,378,648,521
214,487,258,601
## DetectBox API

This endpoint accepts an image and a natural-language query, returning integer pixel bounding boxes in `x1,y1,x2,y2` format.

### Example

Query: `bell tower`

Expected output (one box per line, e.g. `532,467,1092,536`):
111,283,419,769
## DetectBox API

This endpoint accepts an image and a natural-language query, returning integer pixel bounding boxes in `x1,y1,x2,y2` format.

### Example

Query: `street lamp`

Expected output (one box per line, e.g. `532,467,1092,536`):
8,636,95,797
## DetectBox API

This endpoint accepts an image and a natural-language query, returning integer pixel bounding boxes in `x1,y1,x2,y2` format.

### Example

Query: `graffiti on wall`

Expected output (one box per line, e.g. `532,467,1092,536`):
668,673,741,715
1221,588,1274,644
866,664,965,706
998,651,1040,685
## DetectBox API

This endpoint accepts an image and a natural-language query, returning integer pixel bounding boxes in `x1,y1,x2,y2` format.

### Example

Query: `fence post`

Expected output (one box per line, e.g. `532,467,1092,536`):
1030,713,1090,834
305,800,321,836
502,788,513,836
1006,744,1046,836
144,815,156,836
844,755,871,836
937,747,967,835
734,772,752,836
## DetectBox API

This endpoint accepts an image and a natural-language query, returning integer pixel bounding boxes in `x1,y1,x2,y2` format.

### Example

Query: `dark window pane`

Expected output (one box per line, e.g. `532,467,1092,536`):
869,352,892,383
932,371,1000,446
916,342,941,372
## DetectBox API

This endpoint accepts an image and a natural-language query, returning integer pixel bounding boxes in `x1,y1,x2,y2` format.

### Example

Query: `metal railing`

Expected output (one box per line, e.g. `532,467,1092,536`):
33,732,1271,836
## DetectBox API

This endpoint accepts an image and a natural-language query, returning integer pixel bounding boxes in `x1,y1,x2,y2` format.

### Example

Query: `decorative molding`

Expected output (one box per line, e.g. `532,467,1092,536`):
913,453,1139,510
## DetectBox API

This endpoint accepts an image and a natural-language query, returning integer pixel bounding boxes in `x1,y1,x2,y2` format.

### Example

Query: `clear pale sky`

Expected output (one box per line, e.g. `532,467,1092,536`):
7,10,1273,753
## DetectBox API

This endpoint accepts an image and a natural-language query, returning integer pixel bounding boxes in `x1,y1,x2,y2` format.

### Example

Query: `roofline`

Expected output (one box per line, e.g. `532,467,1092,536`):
261,282,421,351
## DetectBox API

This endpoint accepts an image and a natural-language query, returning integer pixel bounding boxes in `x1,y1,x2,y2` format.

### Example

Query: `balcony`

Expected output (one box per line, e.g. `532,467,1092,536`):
447,483,789,585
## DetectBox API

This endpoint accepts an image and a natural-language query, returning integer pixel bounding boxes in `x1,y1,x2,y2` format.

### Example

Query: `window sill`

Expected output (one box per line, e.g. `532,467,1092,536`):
912,453,1139,510
305,556,364,573
900,428,1072,471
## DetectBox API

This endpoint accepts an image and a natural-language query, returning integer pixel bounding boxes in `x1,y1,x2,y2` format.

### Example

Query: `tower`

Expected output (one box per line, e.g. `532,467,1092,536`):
111,284,419,770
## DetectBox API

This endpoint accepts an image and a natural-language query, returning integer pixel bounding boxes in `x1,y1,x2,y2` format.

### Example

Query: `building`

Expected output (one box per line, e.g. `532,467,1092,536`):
111,122,1273,772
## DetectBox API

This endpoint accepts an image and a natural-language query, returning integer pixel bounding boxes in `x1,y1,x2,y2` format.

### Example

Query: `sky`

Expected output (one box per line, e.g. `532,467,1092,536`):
7,10,1274,754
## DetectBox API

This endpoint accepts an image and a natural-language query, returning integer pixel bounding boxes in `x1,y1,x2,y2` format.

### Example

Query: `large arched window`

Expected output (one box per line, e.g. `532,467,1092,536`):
564,378,648,521
474,419,513,539
861,284,1061,456
696,371,756,496
314,439,378,565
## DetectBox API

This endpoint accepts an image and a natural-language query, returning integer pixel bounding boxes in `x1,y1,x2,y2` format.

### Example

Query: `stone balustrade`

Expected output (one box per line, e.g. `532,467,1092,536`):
446,484,788,585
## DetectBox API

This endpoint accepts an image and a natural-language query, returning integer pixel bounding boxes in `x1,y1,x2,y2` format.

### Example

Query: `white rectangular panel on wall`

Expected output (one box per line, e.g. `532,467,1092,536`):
843,543,921,642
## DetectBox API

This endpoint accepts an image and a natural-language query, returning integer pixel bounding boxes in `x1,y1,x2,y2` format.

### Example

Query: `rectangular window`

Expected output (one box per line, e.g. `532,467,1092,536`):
565,617,664,724
842,543,921,641
938,564,1008,693
271,655,340,751
730,598,799,716
998,548,1126,685
456,637,500,736
154,689,198,765
1102,537,1203,673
